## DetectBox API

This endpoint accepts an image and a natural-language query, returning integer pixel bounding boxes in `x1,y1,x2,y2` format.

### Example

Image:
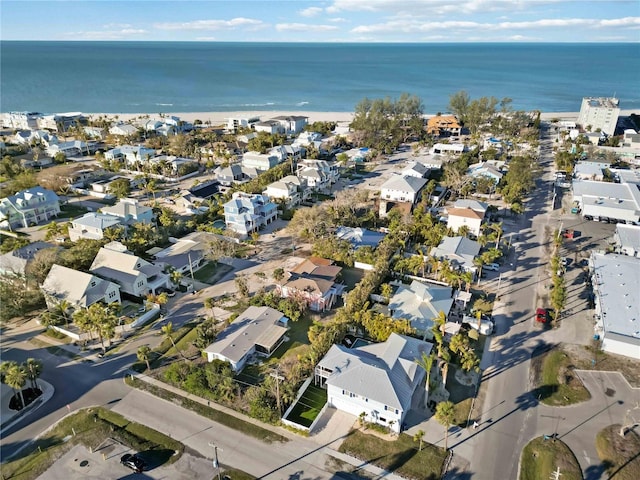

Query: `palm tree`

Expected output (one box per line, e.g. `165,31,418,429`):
137,345,152,371
461,271,474,293
53,300,72,328
161,322,185,359
415,351,435,400
170,270,183,287
204,298,216,319
5,364,27,409
413,429,426,451
24,358,43,390
435,401,456,450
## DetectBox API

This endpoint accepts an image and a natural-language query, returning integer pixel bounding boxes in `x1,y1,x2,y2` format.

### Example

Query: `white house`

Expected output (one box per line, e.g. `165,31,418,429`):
241,151,280,171
388,280,454,339
0,186,60,230
204,306,289,371
380,175,427,205
573,161,609,181
151,231,207,276
100,198,154,225
41,264,121,310
254,120,282,135
572,175,640,224
401,161,431,179
105,145,156,167
109,123,138,137
263,175,305,206
590,252,640,359
430,236,481,272
226,116,261,132
89,246,169,297
314,333,432,433
1,111,42,130
272,115,308,134
223,192,278,238
446,207,485,237
68,212,123,241
430,143,466,155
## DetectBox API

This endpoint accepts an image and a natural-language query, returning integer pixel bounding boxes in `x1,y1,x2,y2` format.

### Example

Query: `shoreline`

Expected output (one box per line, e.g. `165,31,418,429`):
84,109,637,127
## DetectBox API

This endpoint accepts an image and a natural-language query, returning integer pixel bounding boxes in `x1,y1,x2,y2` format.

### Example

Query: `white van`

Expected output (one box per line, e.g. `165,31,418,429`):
484,263,500,271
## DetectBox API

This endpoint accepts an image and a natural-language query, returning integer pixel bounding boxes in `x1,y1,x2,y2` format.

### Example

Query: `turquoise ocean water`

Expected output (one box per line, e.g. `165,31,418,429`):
1,42,638,114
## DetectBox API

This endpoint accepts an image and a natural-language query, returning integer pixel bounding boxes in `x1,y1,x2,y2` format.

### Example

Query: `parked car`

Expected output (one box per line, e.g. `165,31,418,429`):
484,263,500,271
535,308,549,323
120,454,145,473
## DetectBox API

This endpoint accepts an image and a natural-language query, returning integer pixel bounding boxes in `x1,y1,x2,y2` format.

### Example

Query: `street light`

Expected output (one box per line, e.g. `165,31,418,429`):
209,442,223,480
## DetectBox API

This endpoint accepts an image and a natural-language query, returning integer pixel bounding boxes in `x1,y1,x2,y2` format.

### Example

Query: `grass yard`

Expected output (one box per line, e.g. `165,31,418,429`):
595,424,640,480
1,407,183,480
520,436,583,480
193,261,233,284
284,384,327,428
533,347,591,406
267,313,314,362
59,203,89,218
338,430,447,480
219,467,257,480
126,377,288,444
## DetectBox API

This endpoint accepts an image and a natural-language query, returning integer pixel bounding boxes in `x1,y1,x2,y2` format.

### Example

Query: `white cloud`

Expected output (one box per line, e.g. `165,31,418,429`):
329,17,348,23
327,0,563,15
299,6,323,17
64,28,147,40
276,23,339,32
102,23,132,29
598,17,640,27
154,18,265,31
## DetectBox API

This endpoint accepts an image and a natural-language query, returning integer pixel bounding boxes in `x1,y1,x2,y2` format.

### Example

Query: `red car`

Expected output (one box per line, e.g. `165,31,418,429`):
535,308,548,323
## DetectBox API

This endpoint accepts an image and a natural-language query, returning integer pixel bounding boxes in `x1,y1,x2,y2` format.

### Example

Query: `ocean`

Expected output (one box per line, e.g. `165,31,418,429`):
1,41,638,114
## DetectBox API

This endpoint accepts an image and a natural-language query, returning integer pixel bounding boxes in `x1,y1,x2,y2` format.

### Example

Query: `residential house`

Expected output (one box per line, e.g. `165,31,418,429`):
90,246,169,297
277,257,343,312
467,162,503,183
90,176,131,195
1,112,42,130
336,227,386,249
46,140,97,158
151,231,207,276
109,123,138,137
426,115,462,137
297,159,338,191
590,252,640,359
204,306,289,371
453,199,489,216
314,333,432,433
147,155,197,175
613,224,640,257
622,129,640,148
430,236,481,273
223,192,278,238
226,116,261,132
573,161,609,181
101,198,154,225
242,151,281,171
83,126,105,140
68,212,123,241
217,164,257,186
188,181,220,201
388,280,454,339
41,264,121,310
446,208,484,237
584,132,603,146
401,161,430,179
104,145,156,166
430,143,466,155
263,176,305,206
38,112,87,132
254,120,282,135
0,186,60,230
272,115,308,135
13,129,53,146
379,175,427,217
0,241,57,276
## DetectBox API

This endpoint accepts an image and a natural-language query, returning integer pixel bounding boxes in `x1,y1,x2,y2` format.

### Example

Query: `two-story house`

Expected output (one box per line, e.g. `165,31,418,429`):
272,115,308,135
104,145,156,167
41,264,121,310
277,257,343,312
100,198,154,225
426,115,462,137
379,175,427,217
0,187,60,230
263,175,305,207
223,192,278,238
242,151,281,172
68,212,123,241
89,245,169,298
315,333,432,433
0,241,58,276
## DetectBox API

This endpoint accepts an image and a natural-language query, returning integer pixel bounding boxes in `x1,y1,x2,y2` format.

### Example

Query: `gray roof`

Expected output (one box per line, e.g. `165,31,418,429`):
41,264,118,307
317,333,432,410
101,198,152,219
0,241,57,274
615,224,640,252
90,247,161,286
388,280,454,333
204,306,288,365
453,199,489,213
381,175,428,194
336,226,386,248
591,253,640,339
1,186,59,210
402,161,430,177
430,236,481,269
72,212,122,229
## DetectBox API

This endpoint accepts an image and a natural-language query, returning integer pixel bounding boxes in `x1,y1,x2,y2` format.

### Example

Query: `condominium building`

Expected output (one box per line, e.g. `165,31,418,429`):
577,97,620,137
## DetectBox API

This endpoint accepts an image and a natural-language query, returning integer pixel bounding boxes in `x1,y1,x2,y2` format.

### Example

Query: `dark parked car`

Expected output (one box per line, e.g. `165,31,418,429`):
121,454,145,473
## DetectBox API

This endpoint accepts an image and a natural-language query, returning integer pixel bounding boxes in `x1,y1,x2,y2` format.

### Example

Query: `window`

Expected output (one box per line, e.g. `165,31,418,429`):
137,280,144,288
90,281,96,287
108,291,116,299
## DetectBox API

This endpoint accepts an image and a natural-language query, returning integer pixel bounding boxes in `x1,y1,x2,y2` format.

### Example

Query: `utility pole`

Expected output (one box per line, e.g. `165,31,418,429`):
188,252,195,281
270,369,285,415
208,442,223,480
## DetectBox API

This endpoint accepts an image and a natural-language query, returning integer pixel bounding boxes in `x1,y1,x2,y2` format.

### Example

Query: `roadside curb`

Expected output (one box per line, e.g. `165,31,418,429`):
0,380,55,437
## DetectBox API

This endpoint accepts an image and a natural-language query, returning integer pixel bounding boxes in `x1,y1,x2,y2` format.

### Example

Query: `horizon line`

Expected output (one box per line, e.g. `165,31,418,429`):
2,39,639,44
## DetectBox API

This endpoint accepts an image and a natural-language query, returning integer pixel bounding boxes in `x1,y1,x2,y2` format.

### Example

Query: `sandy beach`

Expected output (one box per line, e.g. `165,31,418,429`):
86,110,637,127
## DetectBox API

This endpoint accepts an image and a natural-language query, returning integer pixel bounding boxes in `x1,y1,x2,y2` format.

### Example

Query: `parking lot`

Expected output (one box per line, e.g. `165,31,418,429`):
38,444,214,480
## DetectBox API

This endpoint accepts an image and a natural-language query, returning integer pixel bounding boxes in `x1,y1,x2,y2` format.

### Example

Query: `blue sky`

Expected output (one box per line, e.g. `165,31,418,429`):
2,0,639,42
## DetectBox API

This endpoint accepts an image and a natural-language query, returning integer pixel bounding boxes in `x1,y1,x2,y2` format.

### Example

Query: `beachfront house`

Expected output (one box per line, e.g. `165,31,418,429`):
41,264,121,310
226,116,261,132
314,333,432,433
109,123,138,137
0,186,61,230
204,306,289,371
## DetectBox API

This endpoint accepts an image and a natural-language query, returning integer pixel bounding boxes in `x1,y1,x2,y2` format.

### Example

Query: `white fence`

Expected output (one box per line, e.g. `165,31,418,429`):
354,261,374,271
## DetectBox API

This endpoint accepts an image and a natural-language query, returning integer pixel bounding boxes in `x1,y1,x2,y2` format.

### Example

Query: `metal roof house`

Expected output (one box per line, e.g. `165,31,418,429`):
315,333,432,433
204,306,289,372
0,186,60,230
430,236,481,272
41,264,121,310
590,252,640,359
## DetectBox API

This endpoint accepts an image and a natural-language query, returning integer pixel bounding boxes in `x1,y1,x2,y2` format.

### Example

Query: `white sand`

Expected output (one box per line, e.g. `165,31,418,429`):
86,109,637,126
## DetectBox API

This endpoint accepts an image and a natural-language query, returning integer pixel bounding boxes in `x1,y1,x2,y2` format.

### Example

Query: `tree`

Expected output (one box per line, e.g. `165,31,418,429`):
193,318,217,349
272,267,285,285
161,321,185,359
169,269,183,287
108,177,131,198
204,297,216,319
4,363,27,409
137,345,152,371
413,429,426,451
72,303,118,353
416,351,435,397
24,358,44,388
380,283,393,303
235,275,249,298
448,91,471,125
435,401,456,450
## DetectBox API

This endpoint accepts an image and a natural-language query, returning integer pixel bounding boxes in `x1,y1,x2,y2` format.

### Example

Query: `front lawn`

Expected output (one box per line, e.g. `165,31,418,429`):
595,424,640,480
59,203,89,218
533,347,591,406
520,436,583,480
193,261,232,284
338,430,447,480
1,407,183,480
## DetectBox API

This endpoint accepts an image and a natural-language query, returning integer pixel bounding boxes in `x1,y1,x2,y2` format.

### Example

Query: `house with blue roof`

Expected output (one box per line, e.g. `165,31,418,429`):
0,186,60,230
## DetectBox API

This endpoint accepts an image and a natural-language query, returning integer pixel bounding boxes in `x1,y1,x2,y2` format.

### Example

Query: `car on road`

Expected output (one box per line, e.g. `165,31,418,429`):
535,308,549,323
121,453,145,473
484,263,500,271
